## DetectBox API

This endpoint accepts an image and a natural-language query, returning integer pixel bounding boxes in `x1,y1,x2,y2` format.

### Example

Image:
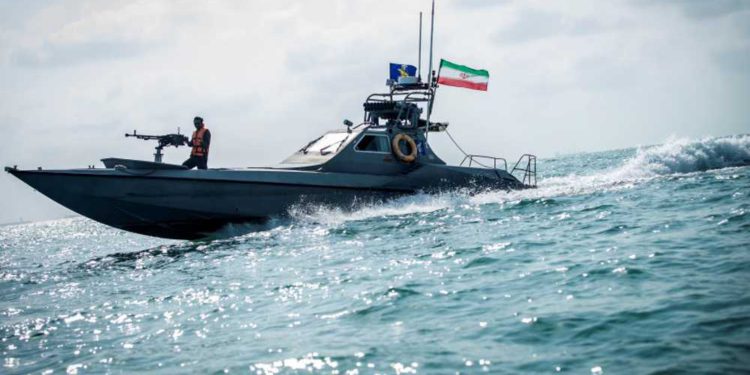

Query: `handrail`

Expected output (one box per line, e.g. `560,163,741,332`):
460,154,508,171
511,154,537,187
365,88,433,104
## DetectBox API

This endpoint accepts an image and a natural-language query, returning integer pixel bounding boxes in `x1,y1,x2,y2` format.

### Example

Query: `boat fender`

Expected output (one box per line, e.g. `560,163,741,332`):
392,134,418,163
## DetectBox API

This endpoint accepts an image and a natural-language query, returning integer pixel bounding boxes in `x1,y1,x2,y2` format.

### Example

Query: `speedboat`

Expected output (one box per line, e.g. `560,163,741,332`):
6,82,536,239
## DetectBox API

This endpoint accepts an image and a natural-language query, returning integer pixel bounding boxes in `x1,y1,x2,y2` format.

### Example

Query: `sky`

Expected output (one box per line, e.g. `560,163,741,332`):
1,0,748,223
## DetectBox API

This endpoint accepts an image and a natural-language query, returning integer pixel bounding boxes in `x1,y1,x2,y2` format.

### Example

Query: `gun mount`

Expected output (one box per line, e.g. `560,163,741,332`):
125,130,188,163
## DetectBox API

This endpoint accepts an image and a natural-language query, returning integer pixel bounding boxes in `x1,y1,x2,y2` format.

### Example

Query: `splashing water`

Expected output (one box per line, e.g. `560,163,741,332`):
1,135,749,374
628,135,750,174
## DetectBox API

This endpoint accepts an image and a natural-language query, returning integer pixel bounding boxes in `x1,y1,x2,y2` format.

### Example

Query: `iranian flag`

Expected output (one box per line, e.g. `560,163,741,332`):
437,59,489,91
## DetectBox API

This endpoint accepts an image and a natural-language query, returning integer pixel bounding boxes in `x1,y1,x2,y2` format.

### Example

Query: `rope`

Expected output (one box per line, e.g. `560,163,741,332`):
444,129,498,170
445,129,469,157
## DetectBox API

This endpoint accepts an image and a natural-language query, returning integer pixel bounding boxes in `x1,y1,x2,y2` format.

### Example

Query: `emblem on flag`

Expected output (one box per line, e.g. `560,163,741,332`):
389,63,417,80
437,59,489,91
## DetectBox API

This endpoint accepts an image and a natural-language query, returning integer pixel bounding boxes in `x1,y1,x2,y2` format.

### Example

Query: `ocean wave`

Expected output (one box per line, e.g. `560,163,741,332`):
618,134,750,176
482,134,750,206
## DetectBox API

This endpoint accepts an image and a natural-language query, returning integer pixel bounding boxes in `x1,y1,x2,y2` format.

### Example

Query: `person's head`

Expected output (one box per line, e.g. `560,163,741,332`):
193,116,204,129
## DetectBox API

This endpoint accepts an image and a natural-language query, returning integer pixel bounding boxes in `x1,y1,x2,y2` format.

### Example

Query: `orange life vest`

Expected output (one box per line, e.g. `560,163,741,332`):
190,127,209,157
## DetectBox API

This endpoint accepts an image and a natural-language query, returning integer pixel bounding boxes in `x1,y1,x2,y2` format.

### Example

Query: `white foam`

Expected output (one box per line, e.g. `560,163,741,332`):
288,193,457,226
620,134,750,175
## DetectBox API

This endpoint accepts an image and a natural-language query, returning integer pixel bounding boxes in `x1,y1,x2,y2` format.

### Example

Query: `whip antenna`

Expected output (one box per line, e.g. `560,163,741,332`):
427,0,436,126
418,12,423,81
428,0,435,88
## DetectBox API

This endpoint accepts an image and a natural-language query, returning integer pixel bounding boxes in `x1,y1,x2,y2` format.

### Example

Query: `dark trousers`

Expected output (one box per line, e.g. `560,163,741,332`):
182,155,208,170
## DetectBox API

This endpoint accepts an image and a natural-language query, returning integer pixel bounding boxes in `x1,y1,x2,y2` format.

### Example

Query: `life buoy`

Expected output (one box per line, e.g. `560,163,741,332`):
392,133,418,163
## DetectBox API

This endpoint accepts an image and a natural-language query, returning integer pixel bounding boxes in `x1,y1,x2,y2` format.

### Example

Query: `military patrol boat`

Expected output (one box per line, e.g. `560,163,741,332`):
6,80,536,239
6,6,536,239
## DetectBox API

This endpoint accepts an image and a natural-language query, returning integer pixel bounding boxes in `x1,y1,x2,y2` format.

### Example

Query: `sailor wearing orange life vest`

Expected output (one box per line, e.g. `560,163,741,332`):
182,116,211,170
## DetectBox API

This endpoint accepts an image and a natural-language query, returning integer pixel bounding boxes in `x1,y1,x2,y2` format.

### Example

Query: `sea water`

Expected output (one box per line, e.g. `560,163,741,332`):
1,135,749,374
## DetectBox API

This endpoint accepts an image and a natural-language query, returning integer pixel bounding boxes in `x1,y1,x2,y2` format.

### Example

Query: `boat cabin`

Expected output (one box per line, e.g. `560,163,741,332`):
281,86,448,174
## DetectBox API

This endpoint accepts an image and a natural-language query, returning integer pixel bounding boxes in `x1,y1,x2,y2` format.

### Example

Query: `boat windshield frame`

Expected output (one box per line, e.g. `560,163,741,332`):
282,128,363,165
300,132,352,156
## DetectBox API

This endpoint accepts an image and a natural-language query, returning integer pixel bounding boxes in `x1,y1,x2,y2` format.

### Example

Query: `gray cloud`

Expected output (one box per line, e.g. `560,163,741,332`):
10,40,155,67
449,0,512,9
641,0,750,20
714,47,750,73
0,1,54,29
494,8,610,44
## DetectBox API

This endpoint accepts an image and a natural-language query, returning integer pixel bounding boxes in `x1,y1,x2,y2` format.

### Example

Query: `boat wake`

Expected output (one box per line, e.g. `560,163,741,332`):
491,133,750,202
280,134,750,228
609,134,750,177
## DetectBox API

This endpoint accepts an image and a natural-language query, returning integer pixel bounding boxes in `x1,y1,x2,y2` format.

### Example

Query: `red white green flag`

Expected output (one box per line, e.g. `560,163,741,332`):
437,59,489,91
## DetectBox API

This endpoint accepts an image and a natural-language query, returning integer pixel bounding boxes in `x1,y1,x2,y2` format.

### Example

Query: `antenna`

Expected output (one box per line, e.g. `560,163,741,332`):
418,12,423,81
428,0,435,87
427,0,436,124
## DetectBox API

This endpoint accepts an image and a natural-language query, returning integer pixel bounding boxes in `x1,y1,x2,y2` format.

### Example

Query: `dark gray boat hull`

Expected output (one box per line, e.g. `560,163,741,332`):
7,162,522,239
7,168,402,239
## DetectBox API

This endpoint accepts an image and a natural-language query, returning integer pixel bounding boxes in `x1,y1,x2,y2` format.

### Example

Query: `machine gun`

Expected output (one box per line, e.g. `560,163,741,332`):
125,130,189,163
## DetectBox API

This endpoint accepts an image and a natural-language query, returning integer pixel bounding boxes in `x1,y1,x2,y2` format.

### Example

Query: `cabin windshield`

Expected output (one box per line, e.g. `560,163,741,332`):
281,128,364,166
303,132,350,155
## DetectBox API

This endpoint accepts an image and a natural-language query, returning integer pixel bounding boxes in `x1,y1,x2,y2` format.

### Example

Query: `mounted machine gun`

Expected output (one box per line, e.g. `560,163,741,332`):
125,130,189,163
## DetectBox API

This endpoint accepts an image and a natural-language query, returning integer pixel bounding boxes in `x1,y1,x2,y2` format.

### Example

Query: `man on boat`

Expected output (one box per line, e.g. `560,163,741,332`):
182,116,211,170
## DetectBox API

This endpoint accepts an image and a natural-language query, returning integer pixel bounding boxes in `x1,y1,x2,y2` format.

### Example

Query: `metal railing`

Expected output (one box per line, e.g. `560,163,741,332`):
460,154,508,171
511,154,537,187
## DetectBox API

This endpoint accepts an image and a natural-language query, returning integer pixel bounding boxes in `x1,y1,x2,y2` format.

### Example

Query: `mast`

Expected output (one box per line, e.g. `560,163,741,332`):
428,0,435,89
426,0,436,127
418,12,423,81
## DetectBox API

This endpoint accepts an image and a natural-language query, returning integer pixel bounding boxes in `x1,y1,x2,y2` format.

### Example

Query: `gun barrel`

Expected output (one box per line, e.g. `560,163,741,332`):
125,131,187,148
126,133,162,140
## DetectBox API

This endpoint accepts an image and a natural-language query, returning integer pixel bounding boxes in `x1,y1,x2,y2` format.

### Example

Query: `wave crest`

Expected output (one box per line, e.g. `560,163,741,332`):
467,135,750,210
622,134,750,176
539,134,750,192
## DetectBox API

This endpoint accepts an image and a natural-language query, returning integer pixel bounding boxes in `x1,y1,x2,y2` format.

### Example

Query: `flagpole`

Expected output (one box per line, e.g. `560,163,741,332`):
430,63,441,116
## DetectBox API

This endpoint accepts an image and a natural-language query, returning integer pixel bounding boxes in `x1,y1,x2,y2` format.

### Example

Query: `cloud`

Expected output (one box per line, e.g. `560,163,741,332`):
449,0,512,9
494,8,611,44
639,0,750,20
714,47,750,74
10,40,154,67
